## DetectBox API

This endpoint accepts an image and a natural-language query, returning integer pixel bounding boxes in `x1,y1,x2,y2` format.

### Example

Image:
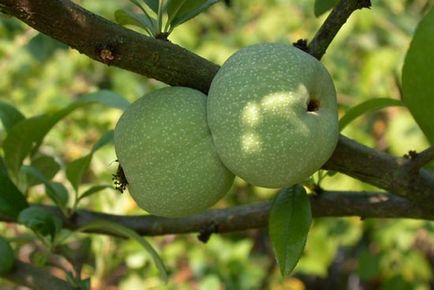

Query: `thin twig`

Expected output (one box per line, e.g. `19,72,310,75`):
308,0,371,60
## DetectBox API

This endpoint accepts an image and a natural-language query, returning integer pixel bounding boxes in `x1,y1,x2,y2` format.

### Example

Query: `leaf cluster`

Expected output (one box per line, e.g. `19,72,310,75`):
115,0,219,39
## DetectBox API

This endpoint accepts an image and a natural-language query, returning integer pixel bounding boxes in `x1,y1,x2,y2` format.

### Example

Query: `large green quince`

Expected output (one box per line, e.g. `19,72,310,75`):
207,43,339,188
114,87,234,217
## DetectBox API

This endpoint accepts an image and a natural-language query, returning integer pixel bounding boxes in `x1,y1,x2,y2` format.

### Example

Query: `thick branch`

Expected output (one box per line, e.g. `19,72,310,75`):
307,0,371,59
325,136,434,211
0,0,218,93
33,191,434,237
3,260,73,290
1,0,434,211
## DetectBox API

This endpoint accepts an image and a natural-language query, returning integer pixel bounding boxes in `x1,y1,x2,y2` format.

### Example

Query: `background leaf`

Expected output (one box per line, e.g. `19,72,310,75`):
0,99,25,133
0,236,15,274
66,131,114,192
22,166,68,209
27,154,61,186
0,158,28,220
3,90,128,176
402,8,434,144
18,206,63,241
314,0,337,17
269,185,312,276
26,33,68,63
78,185,112,202
77,220,168,282
339,98,403,130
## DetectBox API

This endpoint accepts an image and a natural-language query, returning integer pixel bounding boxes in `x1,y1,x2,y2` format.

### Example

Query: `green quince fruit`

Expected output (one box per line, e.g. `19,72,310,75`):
207,43,339,188
114,87,234,217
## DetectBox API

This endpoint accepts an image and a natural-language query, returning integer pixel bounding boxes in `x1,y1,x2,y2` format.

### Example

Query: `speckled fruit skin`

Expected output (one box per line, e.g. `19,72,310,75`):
114,87,234,217
207,43,339,188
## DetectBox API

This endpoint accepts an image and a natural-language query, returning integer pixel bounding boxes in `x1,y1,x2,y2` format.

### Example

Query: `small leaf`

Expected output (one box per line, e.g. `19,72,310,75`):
128,0,159,33
0,99,25,133
314,0,337,17
339,98,403,131
78,185,112,202
29,250,49,267
18,206,63,241
91,130,114,153
402,8,434,144
66,155,91,193
22,166,69,208
143,0,159,14
0,158,28,220
269,185,312,276
167,0,218,29
3,90,128,176
0,236,15,274
27,154,61,186
77,220,168,282
115,9,156,36
166,0,187,23
66,131,113,192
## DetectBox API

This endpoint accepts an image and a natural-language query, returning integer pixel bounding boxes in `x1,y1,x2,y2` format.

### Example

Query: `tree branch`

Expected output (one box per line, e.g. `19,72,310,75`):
325,136,434,211
29,191,433,237
307,0,371,60
1,0,434,212
3,260,73,290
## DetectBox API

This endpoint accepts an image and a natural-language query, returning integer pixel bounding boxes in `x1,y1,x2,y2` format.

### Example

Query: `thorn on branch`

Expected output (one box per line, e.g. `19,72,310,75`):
402,147,434,175
197,222,218,243
293,39,309,52
403,150,418,160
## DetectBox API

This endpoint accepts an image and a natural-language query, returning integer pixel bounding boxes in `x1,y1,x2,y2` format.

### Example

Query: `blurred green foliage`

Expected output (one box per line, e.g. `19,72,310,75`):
0,0,433,289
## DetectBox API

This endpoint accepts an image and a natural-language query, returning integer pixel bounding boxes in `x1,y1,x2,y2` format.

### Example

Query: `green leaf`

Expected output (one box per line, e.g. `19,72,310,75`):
18,206,63,241
26,33,68,63
22,166,68,209
143,0,159,14
0,158,28,220
314,0,337,17
66,156,91,193
77,220,168,282
66,131,113,192
77,90,130,110
167,0,218,29
0,99,25,133
402,8,434,144
129,0,159,33
78,185,112,202
3,90,128,176
0,236,15,274
339,98,403,131
115,9,156,36
269,185,312,276
27,154,61,186
29,250,49,267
